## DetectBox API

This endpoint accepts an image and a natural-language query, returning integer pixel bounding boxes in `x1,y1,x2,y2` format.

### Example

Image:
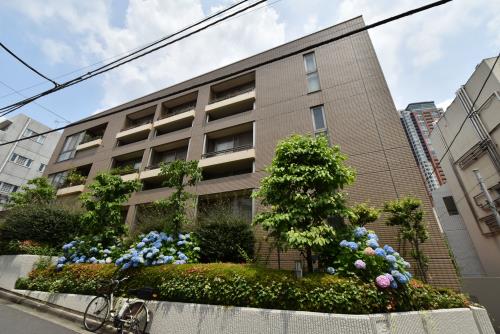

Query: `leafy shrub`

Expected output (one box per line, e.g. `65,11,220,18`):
8,240,58,256
16,263,469,314
321,227,412,290
196,209,255,263
115,231,200,269
0,205,82,248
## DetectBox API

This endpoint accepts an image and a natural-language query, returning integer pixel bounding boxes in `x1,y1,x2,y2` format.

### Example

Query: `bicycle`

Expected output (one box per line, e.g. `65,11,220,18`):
83,276,153,334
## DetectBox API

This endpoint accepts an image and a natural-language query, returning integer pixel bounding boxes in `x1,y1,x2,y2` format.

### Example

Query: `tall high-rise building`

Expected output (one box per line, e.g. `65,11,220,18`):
0,114,61,209
400,102,445,194
44,16,459,289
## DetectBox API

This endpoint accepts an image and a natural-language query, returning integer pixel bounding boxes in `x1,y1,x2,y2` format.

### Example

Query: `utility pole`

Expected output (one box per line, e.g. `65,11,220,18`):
473,169,500,227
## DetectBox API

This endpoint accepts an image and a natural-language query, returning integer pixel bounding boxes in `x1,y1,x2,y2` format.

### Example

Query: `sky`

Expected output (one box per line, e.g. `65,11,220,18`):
0,0,499,128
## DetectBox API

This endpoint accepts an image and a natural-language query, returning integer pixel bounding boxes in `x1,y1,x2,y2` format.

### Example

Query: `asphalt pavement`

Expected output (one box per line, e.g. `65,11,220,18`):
0,299,86,334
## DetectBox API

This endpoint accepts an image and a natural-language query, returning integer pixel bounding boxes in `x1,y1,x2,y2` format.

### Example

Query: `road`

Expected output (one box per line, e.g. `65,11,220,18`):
0,298,88,334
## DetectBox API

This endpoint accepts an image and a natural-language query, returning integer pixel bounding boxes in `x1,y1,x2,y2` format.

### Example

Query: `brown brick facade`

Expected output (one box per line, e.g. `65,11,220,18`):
45,16,460,289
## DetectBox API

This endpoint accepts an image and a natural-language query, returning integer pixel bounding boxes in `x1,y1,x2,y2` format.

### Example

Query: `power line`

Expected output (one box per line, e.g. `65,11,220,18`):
0,80,71,124
0,42,59,87
0,0,284,102
0,0,266,116
0,0,454,147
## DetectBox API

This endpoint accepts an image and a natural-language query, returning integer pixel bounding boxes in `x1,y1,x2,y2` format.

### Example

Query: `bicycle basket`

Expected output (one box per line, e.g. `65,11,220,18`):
128,287,154,300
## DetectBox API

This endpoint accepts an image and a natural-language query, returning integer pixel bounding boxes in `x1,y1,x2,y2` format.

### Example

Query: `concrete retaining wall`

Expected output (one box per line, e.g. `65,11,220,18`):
0,255,56,290
1,255,496,334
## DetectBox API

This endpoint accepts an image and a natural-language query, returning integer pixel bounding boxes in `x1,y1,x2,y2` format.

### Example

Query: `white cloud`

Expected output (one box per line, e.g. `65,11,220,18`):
436,98,454,112
8,0,285,110
40,39,75,64
303,15,318,34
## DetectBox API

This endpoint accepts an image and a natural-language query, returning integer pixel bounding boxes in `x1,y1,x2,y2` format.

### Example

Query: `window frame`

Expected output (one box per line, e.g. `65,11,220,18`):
303,52,321,93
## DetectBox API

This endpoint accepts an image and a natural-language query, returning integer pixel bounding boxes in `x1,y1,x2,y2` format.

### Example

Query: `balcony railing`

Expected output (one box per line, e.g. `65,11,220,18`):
121,120,153,132
210,84,255,104
111,165,140,176
202,144,253,158
164,103,196,118
80,134,103,145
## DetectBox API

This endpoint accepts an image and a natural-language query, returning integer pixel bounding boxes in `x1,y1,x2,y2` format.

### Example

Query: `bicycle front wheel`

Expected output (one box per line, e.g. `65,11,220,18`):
83,296,109,332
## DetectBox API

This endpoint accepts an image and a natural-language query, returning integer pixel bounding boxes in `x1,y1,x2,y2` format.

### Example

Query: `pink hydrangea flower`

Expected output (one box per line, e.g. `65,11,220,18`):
375,275,391,288
363,247,375,256
354,259,366,269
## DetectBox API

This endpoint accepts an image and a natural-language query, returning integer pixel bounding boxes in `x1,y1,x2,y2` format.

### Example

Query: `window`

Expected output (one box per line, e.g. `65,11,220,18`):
23,129,46,144
48,171,68,189
38,163,46,172
443,196,459,215
9,153,33,168
303,52,321,92
311,105,327,132
57,132,85,162
0,182,18,194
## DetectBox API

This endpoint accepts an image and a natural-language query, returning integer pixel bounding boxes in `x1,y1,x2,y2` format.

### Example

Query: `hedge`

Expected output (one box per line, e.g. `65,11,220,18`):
15,263,469,314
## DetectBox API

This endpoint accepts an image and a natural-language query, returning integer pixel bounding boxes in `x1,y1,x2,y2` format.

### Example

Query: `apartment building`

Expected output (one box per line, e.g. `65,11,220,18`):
0,113,60,209
400,102,445,194
44,16,459,289
430,56,500,325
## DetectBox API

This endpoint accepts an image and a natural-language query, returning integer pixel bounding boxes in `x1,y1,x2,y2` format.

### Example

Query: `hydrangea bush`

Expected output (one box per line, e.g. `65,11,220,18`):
324,227,412,289
115,231,200,270
57,236,124,270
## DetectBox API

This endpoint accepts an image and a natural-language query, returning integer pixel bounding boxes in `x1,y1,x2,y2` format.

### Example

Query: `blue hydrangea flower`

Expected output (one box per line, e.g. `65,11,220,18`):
384,273,394,282
145,252,154,259
56,263,64,271
347,242,359,251
89,257,97,263
58,256,66,264
115,258,123,266
367,233,378,240
89,247,98,253
179,233,186,240
122,262,131,270
178,253,188,261
136,242,145,249
165,256,174,263
386,255,397,263
153,241,162,249
403,261,411,268
390,280,398,289
367,239,379,248
383,245,394,254
404,271,413,280
185,233,191,240
374,248,386,257
177,240,186,246
142,237,148,243
103,249,111,255
339,240,348,247
174,260,186,265
354,227,368,238
396,274,409,284
326,267,335,275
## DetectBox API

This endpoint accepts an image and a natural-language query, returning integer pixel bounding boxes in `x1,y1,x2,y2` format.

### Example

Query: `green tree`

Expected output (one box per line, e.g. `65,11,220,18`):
349,203,380,226
7,177,56,208
80,173,141,244
158,160,202,234
384,197,429,282
253,135,356,272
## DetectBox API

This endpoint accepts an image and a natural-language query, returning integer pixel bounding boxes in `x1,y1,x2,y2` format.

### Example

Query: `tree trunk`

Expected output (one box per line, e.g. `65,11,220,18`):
277,247,281,270
413,238,427,283
306,246,313,273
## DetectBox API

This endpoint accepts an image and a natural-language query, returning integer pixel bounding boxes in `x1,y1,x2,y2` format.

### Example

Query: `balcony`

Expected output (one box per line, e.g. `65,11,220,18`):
76,138,102,151
200,145,254,168
54,165,90,197
116,107,155,145
205,87,255,119
140,166,161,180
154,109,195,135
56,184,85,197
116,122,153,143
